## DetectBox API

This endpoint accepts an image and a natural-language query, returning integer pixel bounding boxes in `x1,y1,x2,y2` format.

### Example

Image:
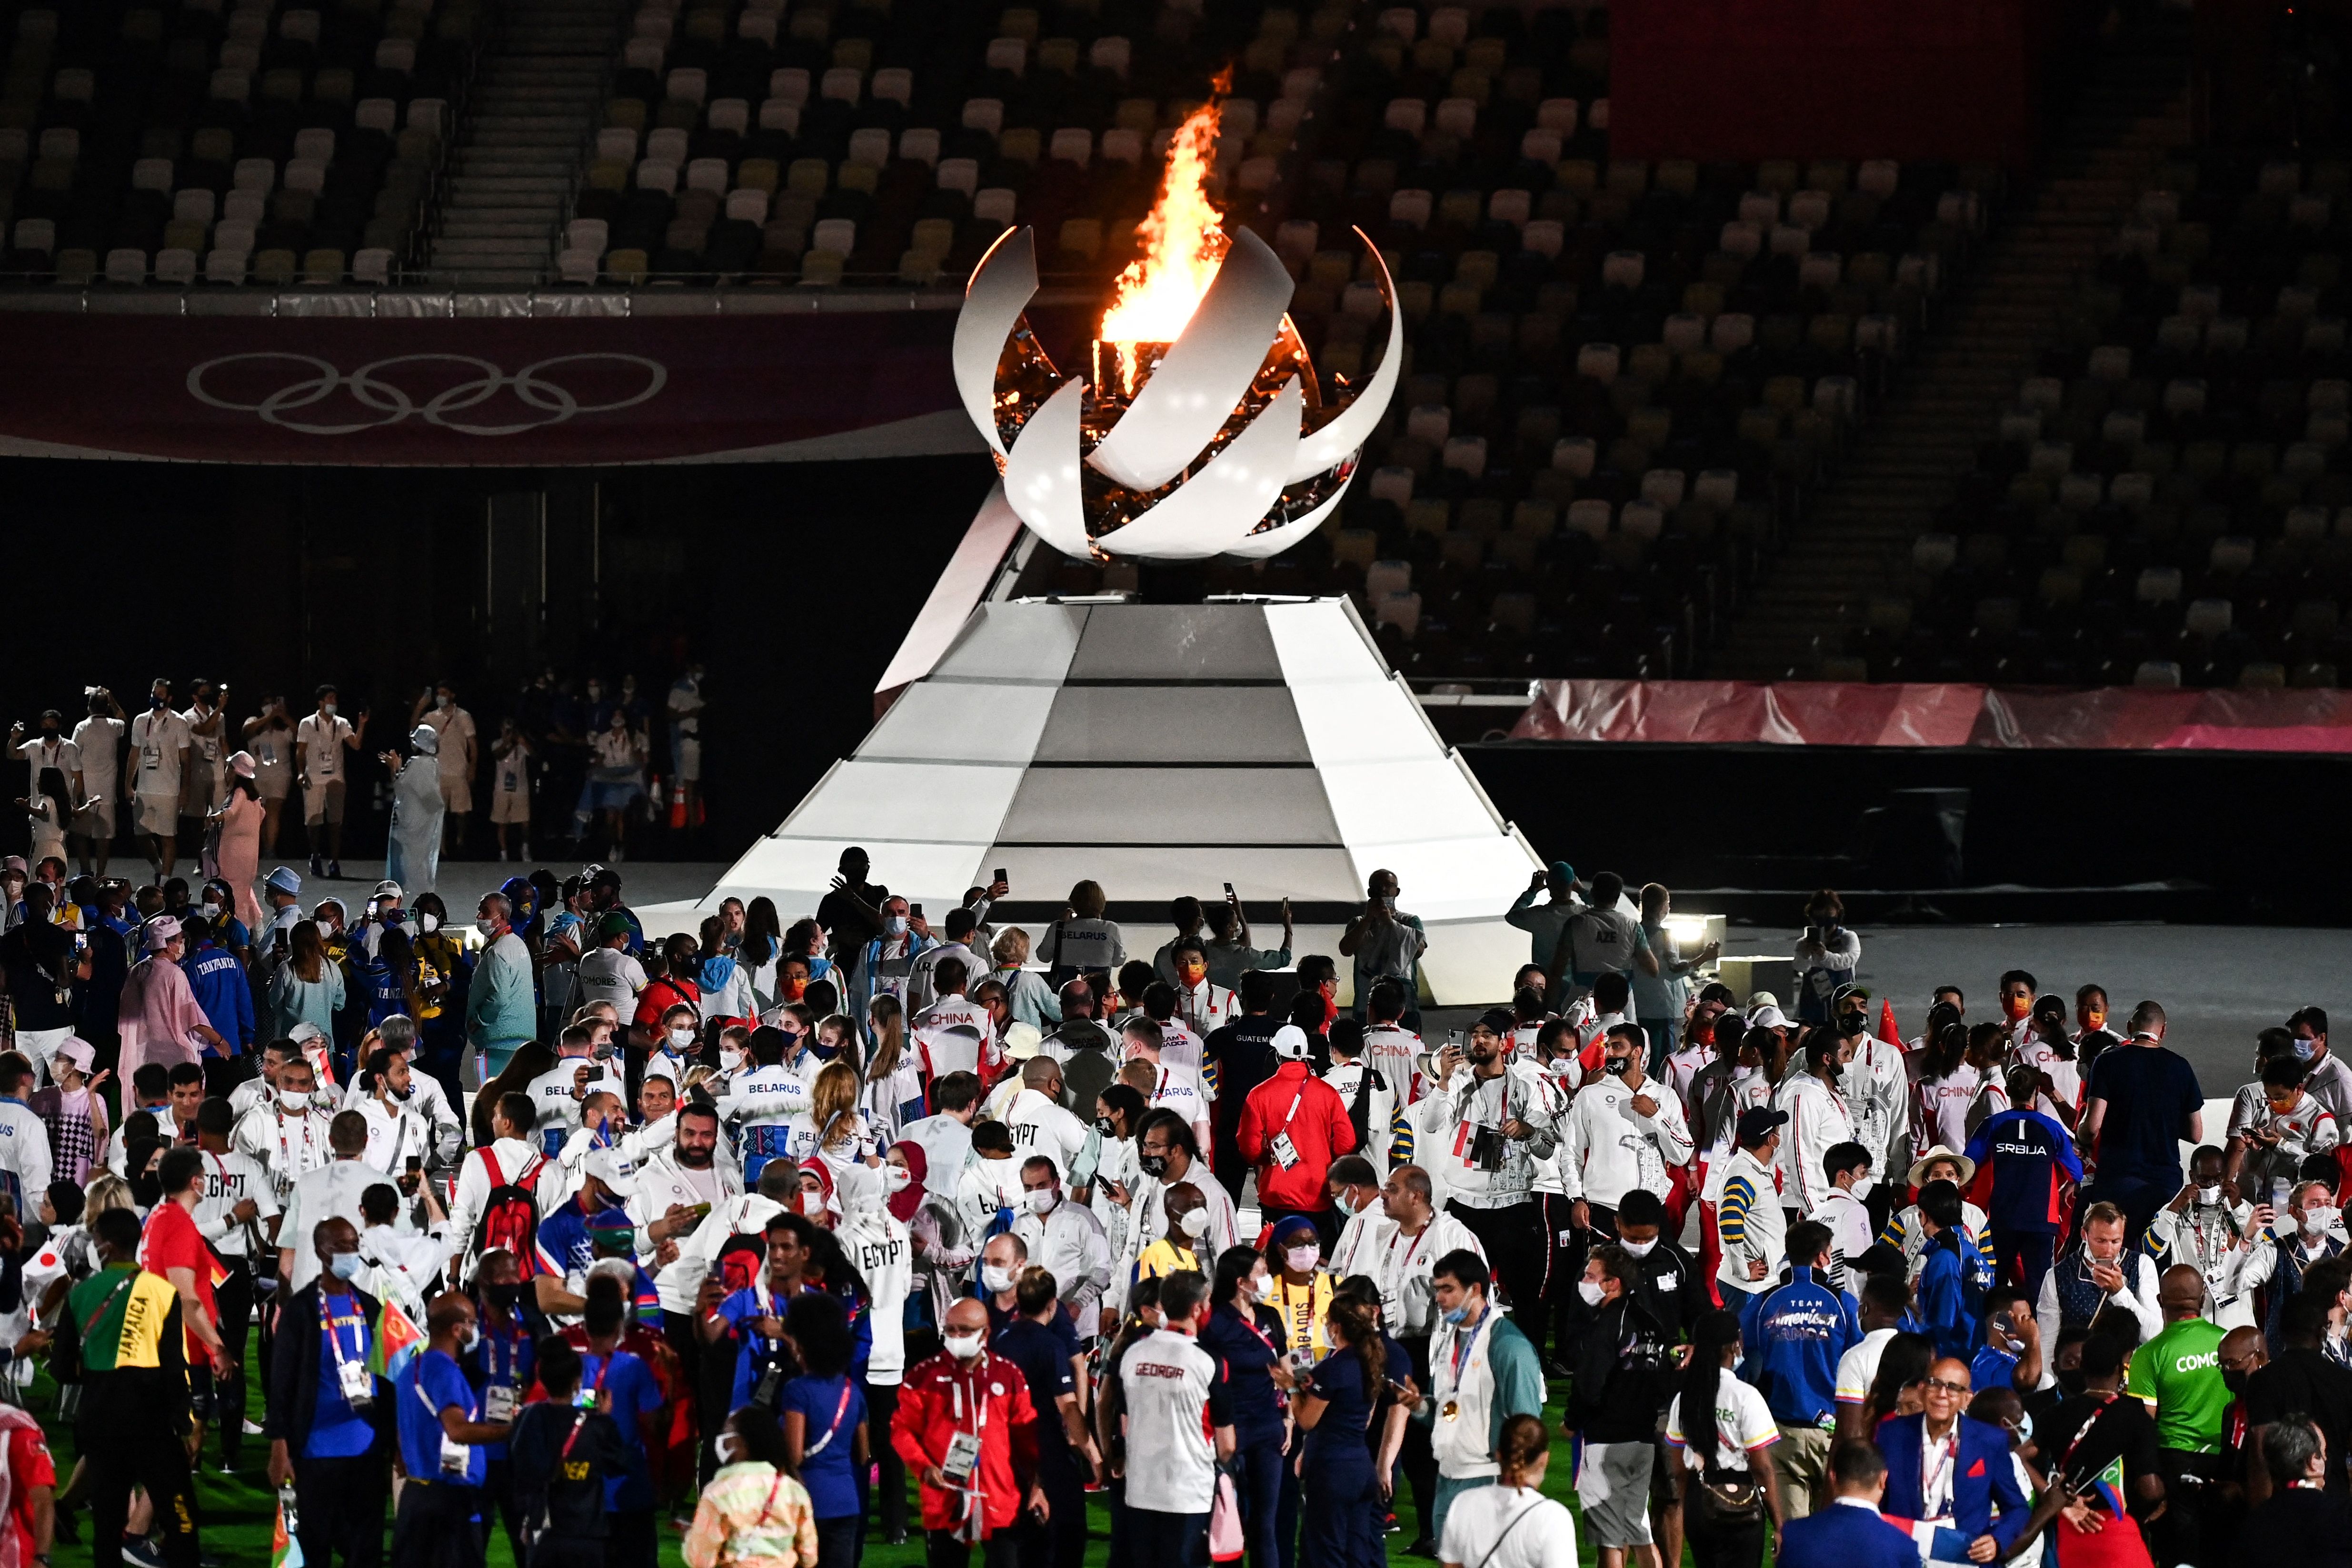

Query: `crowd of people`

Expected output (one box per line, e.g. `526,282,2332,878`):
0,834,2340,1568
12,667,712,894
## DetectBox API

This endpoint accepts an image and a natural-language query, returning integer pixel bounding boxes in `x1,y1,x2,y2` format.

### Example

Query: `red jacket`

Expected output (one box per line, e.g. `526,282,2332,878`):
889,1348,1040,1535
1235,1060,1358,1211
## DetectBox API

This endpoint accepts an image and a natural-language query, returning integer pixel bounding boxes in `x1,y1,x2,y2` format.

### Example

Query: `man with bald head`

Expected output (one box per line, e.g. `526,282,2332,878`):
2123,1263,2232,1561
1875,1355,2031,1562
891,1295,1049,1562
268,1216,392,1568
1003,1053,1089,1181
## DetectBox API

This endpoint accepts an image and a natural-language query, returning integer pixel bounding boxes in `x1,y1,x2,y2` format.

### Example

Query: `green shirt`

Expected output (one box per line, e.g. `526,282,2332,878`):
2124,1316,2229,1453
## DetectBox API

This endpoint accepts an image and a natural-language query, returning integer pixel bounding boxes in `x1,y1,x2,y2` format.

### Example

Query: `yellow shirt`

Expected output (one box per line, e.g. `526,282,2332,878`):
1270,1271,1334,1359
1135,1238,1200,1282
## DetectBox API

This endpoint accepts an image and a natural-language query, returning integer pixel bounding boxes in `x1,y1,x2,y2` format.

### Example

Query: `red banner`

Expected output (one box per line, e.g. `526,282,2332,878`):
0,307,977,465
1511,679,2352,753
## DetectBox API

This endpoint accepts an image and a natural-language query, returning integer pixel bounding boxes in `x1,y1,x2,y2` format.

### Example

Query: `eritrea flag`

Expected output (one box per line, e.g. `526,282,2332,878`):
367,1297,424,1380
272,1495,305,1568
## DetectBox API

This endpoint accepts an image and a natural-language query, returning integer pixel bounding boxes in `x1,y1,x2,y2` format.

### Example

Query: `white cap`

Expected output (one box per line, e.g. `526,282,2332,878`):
1272,1024,1313,1060
288,1021,325,1043
1745,1003,1788,1031
585,1147,639,1198
1005,1021,1042,1060
54,1037,93,1074
372,879,403,902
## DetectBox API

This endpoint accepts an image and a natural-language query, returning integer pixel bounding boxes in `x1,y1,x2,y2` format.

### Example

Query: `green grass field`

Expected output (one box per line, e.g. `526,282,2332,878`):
33,1350,1655,1568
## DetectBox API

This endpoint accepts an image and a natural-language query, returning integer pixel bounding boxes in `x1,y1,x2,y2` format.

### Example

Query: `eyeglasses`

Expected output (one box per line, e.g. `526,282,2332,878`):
1924,1378,1971,1396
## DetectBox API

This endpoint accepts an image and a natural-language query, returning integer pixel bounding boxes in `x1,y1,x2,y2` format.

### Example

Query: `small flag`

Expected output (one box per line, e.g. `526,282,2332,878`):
367,1296,425,1380
272,1498,305,1568
1878,998,1902,1047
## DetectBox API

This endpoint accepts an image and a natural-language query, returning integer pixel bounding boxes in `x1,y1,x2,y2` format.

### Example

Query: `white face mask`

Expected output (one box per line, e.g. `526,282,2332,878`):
279,1089,310,1112
2307,1205,2341,1238
418,912,439,935
799,1190,827,1218
885,1166,912,1192
981,1264,1017,1294
322,703,338,718
943,1329,984,1360
1850,1174,1876,1199
1027,1188,1057,1215
668,1027,695,1049
475,918,498,939
1284,1244,1320,1274
884,915,909,937
2197,1183,2223,1206
721,1049,746,1073
712,1433,740,1466
1620,1236,1658,1258
1241,1272,1270,1303
1176,1208,1210,1240
1577,1279,1606,1306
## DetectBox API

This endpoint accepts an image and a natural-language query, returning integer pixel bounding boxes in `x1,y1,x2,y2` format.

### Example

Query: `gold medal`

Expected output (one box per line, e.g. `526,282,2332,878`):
1440,1400,1460,1422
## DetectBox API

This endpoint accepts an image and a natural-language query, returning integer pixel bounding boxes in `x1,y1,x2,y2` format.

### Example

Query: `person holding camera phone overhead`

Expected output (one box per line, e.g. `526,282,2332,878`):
1414,1007,1565,1335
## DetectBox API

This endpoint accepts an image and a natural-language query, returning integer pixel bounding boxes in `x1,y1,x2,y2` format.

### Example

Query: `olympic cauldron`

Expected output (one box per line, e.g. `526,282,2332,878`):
952,220,1401,562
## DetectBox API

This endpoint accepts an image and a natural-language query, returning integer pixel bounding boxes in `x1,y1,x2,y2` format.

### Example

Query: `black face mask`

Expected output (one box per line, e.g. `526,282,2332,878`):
2222,1368,2250,1396
1138,1152,1170,1179
2056,1366,2088,1395
483,1282,521,1311
1836,1012,1866,1038
1095,1116,1118,1137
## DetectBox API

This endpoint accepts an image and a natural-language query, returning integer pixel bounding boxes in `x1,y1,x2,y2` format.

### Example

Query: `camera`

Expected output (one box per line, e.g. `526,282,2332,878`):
1468,1125,1507,1172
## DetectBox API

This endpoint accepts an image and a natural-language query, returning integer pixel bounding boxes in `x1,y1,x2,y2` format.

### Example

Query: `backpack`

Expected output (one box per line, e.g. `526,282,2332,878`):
474,1147,546,1276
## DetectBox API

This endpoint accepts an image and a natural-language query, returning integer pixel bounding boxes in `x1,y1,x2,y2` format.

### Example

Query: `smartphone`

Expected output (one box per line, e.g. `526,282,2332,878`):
994,868,1007,885
406,1155,423,1175
1224,882,1236,898
911,903,924,918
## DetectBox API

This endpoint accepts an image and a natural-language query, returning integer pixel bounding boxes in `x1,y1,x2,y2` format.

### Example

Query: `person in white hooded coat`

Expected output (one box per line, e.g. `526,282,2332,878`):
381,724,446,894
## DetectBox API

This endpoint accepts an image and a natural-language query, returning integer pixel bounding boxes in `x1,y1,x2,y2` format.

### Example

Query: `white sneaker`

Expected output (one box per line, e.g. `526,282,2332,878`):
241,1418,265,1435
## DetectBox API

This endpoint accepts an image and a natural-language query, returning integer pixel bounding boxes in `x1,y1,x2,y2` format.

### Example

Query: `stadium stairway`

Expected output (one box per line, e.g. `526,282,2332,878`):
1715,28,2193,679
421,0,624,285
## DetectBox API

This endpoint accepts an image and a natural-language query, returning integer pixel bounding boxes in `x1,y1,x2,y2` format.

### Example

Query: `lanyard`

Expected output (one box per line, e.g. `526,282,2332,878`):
319,1288,360,1368
79,1271,134,1341
1446,1309,1490,1383
802,1378,857,1458
1275,1277,1320,1352
559,1408,589,1460
1275,1083,1306,1137
1921,1428,1958,1516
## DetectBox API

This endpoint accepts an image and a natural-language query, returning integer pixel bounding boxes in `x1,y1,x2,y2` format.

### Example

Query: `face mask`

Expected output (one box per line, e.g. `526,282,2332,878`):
391,1082,415,1103
2223,1368,2250,1396
1441,1304,1471,1326
437,695,452,709
459,1324,481,1352
1241,1273,1269,1303
1179,966,1205,987
1576,1280,1605,1306
1620,1236,1658,1258
1176,1208,1210,1240
712,1433,741,1466
884,916,908,937
1836,1011,1865,1038
885,1166,911,1192
944,1330,984,1360
2197,1184,2222,1206
328,1251,364,1281
721,1049,746,1074
1138,1153,1170,1179
781,979,807,1002
322,703,337,718
476,918,498,939
1284,1244,1320,1274
279,1089,311,1112
1335,1191,1357,1217
150,695,167,710
418,913,439,935
981,1264,1017,1294
668,1027,695,1049
2003,995,2033,1021
2306,1206,2340,1238
1850,1174,1877,1200
484,1282,520,1310
1027,1188,1057,1215
592,1042,617,1062
196,901,221,920
1377,895,1396,913
799,1190,827,1218
2294,1038,2319,1062
1604,1054,1632,1077
809,1039,839,1062
2056,1366,2087,1395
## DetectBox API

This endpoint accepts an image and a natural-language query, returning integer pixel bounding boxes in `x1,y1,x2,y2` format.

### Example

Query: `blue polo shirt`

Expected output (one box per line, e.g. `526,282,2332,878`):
308,1286,377,1459
396,1348,485,1488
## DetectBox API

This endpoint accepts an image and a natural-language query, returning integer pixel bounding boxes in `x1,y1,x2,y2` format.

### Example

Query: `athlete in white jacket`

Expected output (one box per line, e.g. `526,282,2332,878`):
1773,1034,1857,1214
1556,1024,1693,1222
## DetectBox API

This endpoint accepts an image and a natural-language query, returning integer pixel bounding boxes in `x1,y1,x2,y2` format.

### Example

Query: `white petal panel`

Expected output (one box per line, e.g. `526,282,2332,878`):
1284,230,1402,483
1223,481,1349,559
1086,228,1295,492
1095,376,1301,559
952,225,1036,458
1000,376,1094,558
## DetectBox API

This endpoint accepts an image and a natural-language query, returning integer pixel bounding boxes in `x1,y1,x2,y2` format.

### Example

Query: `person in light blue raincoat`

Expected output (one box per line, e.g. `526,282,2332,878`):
383,724,446,894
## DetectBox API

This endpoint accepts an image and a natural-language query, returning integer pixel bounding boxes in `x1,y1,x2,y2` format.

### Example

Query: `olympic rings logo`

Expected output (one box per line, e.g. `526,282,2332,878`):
184,352,668,435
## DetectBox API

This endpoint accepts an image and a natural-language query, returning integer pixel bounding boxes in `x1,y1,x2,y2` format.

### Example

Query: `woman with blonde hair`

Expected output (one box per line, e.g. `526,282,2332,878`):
796,1060,878,1168
268,917,345,1040
863,994,922,1139
1039,879,1124,988
987,927,1063,1030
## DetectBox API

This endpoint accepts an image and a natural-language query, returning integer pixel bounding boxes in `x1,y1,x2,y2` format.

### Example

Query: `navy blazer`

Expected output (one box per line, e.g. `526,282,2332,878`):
1777,1499,1921,1568
1875,1411,2031,1552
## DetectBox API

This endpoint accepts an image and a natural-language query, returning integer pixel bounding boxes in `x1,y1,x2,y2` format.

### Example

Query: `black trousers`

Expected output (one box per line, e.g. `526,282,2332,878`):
1012,1446,1088,1568
214,1256,254,1465
1681,1495,1766,1568
870,1380,909,1540
1396,1334,1438,1541
88,1428,199,1568
482,1457,526,1563
1446,1198,1549,1323
1542,1193,1600,1363
2154,1448,2228,1568
608,1508,658,1568
297,1452,390,1568
390,1480,487,1568
926,1528,1020,1567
